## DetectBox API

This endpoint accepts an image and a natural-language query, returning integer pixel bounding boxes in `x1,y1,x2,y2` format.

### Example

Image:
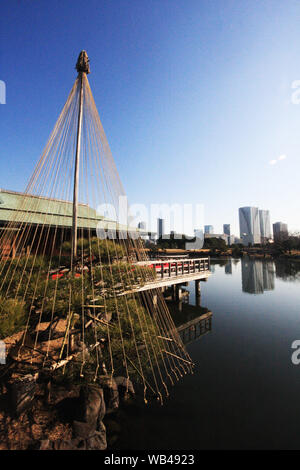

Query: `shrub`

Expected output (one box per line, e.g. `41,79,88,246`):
0,296,26,339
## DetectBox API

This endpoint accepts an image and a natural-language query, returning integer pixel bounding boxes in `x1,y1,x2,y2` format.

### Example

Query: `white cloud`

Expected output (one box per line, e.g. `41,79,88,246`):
269,154,287,165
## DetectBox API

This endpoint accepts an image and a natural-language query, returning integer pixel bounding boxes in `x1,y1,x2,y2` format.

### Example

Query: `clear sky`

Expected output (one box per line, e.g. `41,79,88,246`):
1,0,300,236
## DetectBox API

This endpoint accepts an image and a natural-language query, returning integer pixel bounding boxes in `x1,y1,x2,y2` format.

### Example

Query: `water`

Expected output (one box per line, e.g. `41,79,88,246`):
116,258,300,450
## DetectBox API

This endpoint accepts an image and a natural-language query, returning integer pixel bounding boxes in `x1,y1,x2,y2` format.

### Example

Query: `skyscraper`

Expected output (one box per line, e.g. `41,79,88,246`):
259,210,271,244
273,222,288,242
157,218,165,239
204,225,214,234
223,224,230,236
223,224,231,245
239,207,261,246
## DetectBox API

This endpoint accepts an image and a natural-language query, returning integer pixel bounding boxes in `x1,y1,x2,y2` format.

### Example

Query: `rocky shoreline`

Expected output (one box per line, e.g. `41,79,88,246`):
0,372,135,450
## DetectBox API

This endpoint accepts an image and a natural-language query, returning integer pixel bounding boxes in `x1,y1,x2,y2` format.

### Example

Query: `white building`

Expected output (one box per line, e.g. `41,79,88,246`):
239,207,261,246
259,210,271,243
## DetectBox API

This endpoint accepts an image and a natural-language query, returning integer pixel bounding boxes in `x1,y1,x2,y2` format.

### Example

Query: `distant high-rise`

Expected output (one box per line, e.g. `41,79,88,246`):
223,224,231,245
273,222,288,242
138,221,148,240
239,207,261,246
223,224,230,236
204,225,214,234
259,210,271,244
138,221,146,230
157,218,165,239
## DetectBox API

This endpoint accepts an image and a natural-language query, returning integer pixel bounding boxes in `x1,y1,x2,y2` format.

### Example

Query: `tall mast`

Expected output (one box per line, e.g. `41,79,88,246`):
71,50,90,269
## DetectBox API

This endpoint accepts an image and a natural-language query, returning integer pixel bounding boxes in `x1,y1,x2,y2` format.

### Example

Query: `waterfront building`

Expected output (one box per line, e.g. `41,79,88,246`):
157,218,165,239
223,224,232,245
273,221,288,242
259,210,271,244
223,224,230,236
239,206,261,246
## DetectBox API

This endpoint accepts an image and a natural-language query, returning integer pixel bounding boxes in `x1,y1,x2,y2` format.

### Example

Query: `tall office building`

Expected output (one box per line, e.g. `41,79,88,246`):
273,222,288,242
223,224,230,236
259,210,271,244
204,225,214,234
239,207,261,246
157,218,165,239
223,224,231,245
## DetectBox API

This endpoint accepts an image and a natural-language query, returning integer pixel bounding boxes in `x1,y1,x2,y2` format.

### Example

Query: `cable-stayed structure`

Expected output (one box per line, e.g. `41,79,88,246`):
0,51,193,404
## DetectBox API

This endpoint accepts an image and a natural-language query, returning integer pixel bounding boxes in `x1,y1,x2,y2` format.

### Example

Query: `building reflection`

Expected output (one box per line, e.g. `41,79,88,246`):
225,259,232,274
241,259,275,294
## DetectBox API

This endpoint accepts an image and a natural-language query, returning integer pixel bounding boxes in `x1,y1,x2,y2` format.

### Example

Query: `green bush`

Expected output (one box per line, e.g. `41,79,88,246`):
0,296,26,339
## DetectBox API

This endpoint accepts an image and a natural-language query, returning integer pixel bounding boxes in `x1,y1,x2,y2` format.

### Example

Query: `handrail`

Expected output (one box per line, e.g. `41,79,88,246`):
135,257,210,280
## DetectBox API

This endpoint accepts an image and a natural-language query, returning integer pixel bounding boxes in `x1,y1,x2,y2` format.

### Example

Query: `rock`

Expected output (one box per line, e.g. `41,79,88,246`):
40,422,107,450
115,376,135,396
73,420,96,439
78,384,106,425
99,376,119,413
86,421,107,450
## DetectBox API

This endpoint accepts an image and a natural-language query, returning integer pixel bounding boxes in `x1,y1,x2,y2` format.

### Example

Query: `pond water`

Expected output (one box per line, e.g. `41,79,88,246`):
116,258,300,450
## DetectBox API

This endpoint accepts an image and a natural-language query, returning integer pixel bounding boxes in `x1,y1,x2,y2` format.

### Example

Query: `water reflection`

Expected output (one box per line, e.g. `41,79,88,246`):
275,259,300,282
241,259,275,294
164,286,213,346
177,313,212,345
118,258,300,451
225,259,232,274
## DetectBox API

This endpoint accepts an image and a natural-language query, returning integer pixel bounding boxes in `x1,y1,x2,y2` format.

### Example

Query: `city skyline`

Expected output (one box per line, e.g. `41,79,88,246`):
1,1,300,236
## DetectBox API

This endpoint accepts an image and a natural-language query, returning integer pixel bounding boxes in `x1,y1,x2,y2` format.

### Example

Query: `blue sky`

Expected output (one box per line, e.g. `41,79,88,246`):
1,0,300,235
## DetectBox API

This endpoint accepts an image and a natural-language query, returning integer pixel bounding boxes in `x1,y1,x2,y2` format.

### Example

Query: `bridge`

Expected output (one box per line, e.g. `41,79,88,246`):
131,257,211,294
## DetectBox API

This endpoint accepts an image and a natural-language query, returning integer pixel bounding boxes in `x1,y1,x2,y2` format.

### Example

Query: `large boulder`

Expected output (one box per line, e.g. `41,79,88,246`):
98,376,119,413
77,384,106,425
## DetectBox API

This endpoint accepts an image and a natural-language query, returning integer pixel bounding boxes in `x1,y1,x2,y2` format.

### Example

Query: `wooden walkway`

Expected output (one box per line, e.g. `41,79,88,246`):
131,257,211,293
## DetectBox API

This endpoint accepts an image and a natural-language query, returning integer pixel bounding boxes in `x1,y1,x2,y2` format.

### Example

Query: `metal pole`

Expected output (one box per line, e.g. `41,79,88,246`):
72,71,84,268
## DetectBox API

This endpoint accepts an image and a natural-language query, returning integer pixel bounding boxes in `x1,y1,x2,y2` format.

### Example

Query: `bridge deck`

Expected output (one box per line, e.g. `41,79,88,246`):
129,257,211,293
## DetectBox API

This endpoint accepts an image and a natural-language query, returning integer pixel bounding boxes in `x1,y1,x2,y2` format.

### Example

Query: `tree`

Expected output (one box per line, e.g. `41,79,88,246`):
203,237,227,252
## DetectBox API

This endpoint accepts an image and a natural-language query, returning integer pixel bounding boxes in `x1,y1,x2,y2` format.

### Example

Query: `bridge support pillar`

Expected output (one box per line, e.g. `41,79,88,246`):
176,285,183,301
195,280,201,307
